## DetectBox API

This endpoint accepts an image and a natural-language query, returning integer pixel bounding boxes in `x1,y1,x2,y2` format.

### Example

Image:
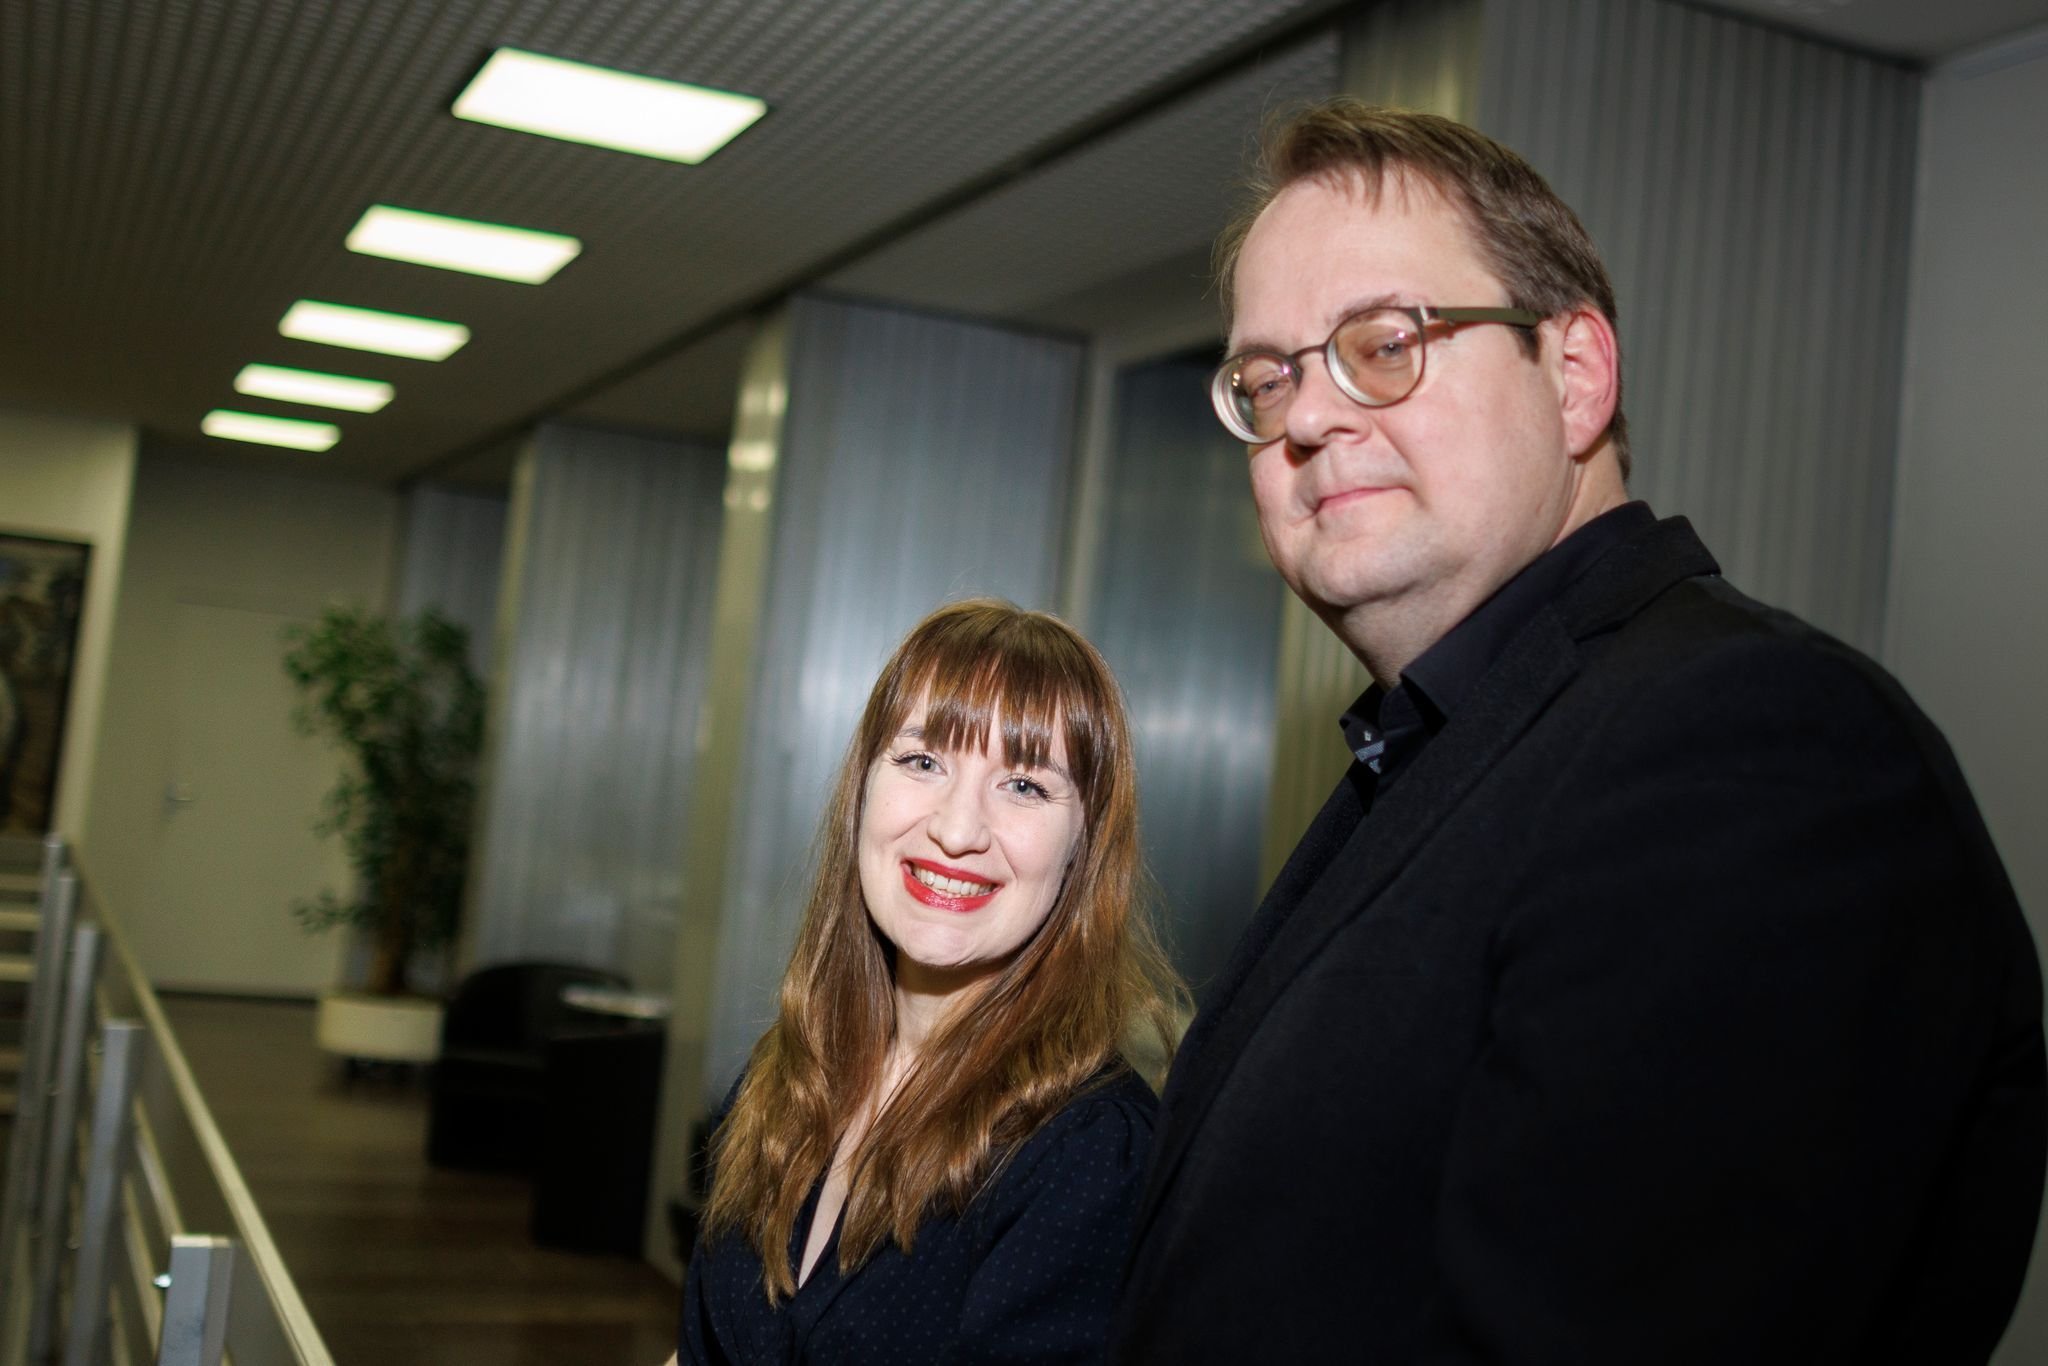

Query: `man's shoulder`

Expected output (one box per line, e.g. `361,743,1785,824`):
1557,571,1986,829
1587,571,1909,722
1550,512,1881,681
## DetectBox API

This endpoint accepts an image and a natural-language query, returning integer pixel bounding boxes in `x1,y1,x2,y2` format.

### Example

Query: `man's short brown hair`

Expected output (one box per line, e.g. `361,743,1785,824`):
1217,98,1630,476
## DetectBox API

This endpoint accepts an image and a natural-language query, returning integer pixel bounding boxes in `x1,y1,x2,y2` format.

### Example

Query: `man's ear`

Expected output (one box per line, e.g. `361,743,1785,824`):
1549,307,1620,460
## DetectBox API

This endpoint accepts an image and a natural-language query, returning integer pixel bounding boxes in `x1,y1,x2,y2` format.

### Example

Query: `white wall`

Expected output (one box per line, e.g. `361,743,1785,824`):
0,407,138,843
1885,31,2048,1366
83,447,398,993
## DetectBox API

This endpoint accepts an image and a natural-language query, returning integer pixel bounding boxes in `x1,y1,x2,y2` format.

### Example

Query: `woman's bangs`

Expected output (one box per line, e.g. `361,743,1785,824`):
910,655,1065,776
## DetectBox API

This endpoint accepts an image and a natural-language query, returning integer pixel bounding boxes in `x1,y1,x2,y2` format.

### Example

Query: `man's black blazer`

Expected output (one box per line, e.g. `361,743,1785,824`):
1113,516,2045,1364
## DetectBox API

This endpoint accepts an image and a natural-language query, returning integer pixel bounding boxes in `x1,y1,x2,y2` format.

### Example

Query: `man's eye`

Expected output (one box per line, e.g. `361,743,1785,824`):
1348,329,1415,369
1238,361,1291,408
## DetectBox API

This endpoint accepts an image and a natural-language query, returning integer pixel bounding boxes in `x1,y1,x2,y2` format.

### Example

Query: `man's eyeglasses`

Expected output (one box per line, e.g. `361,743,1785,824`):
1209,305,1545,444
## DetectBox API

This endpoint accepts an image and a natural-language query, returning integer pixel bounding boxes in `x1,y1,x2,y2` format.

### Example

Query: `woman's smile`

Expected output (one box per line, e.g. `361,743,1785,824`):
902,858,998,911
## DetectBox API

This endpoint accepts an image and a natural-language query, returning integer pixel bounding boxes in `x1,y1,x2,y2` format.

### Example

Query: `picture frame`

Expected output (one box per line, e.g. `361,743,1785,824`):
0,531,92,836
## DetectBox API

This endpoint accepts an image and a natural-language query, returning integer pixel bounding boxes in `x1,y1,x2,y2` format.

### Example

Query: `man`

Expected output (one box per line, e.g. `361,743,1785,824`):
1112,100,2045,1363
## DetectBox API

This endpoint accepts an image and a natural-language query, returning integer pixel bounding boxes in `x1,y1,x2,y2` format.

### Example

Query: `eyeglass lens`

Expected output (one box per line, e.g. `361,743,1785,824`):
1219,309,1427,442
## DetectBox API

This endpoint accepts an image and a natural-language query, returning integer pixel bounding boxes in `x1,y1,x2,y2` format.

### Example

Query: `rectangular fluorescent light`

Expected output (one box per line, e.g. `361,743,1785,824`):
235,364,394,413
279,301,469,360
452,48,766,164
203,410,341,452
347,205,581,283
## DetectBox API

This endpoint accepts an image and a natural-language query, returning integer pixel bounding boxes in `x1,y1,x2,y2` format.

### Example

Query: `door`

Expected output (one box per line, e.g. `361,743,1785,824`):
136,602,348,994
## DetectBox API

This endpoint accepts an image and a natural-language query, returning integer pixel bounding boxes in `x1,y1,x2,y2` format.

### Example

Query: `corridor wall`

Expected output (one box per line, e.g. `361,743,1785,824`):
1886,33,2048,1365
0,408,136,845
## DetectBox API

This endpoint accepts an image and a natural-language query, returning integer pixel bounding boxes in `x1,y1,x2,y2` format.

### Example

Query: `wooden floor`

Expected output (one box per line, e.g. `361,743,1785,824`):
162,996,679,1366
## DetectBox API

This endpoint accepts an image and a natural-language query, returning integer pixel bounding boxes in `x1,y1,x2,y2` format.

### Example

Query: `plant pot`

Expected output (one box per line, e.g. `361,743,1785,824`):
314,990,444,1063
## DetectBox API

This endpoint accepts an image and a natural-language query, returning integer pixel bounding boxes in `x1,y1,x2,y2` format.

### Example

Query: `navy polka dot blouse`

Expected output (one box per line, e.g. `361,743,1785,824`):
680,1068,1157,1364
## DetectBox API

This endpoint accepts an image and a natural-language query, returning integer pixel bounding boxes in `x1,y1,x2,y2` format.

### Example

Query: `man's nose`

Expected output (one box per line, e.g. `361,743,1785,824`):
1283,353,1373,451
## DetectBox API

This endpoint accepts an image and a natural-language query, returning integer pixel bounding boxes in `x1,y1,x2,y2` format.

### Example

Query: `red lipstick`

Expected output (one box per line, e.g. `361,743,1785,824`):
901,858,998,913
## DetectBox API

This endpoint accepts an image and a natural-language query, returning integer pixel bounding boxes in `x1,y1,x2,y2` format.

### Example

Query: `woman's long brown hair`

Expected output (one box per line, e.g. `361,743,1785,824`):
699,598,1184,1301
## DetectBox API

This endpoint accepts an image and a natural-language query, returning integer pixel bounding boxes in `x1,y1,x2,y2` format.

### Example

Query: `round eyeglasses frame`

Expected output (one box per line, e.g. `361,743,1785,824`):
1210,305,1545,445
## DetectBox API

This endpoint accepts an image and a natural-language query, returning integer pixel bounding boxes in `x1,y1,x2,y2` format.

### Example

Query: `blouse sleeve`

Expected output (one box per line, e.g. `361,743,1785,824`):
678,1251,731,1366
678,1077,746,1366
944,1081,1157,1365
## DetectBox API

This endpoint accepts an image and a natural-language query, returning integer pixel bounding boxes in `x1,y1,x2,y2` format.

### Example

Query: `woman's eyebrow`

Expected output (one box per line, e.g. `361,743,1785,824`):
1024,752,1074,785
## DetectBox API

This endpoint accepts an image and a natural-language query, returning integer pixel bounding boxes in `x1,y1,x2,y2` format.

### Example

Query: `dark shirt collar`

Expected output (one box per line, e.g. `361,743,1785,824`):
1340,501,1654,780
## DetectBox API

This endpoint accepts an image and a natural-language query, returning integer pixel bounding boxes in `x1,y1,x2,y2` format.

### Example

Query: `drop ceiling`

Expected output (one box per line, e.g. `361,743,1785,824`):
3,0,2040,490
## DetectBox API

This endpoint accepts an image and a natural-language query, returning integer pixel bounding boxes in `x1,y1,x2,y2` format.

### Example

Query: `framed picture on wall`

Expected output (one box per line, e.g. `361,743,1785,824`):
0,531,91,836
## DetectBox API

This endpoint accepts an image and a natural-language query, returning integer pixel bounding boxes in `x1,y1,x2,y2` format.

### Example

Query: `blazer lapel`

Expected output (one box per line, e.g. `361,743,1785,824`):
1134,516,1719,1243
1557,514,1718,638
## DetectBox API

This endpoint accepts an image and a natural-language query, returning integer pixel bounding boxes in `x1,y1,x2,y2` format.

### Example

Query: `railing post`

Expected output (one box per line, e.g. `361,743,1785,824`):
154,1237,234,1366
58,1019,144,1366
25,927,104,1365
0,859,77,1344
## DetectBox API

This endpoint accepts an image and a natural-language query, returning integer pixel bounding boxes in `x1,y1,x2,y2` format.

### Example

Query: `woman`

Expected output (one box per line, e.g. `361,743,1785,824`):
678,598,1183,1364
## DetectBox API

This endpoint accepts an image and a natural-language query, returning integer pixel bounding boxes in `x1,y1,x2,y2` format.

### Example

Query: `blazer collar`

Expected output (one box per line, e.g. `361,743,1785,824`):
1132,516,1718,1244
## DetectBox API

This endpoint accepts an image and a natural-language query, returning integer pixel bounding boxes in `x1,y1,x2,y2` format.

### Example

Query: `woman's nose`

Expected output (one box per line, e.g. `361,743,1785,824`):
926,784,991,854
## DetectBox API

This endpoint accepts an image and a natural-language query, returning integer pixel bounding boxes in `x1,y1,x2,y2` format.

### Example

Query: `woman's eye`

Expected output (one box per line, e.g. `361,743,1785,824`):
1003,775,1051,800
893,750,940,773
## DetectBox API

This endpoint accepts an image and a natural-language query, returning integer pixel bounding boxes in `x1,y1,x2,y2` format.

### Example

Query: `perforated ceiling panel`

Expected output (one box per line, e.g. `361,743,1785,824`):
0,0,1351,485
828,33,1338,316
10,0,2033,486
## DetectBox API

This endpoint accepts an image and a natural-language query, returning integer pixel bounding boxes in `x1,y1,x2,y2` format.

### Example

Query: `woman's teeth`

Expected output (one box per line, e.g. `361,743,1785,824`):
913,866,994,897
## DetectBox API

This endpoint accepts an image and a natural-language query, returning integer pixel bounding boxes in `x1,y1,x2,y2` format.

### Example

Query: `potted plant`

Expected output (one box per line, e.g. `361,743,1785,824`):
282,605,485,1061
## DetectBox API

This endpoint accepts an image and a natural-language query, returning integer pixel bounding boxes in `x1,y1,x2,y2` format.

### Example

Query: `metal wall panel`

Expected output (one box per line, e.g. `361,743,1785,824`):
393,485,507,679
701,295,1084,1104
1344,0,1486,122
1085,356,1284,998
1478,0,1918,651
467,423,727,991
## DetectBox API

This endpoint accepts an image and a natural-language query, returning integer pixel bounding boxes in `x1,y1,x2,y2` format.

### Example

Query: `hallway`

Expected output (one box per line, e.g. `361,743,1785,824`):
163,996,677,1366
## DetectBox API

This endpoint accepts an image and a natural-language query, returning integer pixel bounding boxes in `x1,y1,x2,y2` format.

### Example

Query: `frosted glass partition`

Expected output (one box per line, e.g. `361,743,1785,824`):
468,423,726,991
1476,0,1917,652
1084,356,1283,997
702,294,1084,1104
1343,0,1483,121
394,484,507,677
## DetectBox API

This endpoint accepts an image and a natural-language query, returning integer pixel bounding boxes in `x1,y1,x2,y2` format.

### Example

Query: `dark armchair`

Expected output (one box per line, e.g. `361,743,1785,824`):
425,960,630,1172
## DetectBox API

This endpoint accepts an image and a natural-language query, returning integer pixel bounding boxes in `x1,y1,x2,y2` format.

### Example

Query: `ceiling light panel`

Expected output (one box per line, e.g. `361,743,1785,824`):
203,410,341,452
452,48,767,164
279,301,470,360
347,205,582,283
234,364,394,413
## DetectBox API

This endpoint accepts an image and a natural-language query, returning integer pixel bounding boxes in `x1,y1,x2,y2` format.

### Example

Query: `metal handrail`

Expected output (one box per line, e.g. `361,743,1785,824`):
81,864,336,1366
0,837,335,1366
